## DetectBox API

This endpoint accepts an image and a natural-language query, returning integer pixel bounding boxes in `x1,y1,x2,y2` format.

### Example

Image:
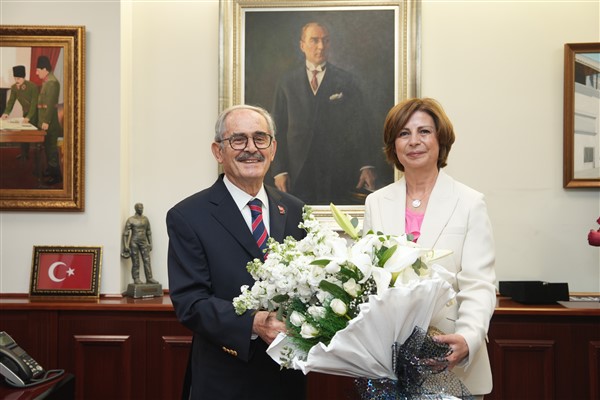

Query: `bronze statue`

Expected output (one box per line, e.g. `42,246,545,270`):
122,203,159,285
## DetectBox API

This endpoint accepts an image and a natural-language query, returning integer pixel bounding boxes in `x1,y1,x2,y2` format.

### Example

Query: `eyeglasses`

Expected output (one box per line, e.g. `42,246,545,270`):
218,132,273,150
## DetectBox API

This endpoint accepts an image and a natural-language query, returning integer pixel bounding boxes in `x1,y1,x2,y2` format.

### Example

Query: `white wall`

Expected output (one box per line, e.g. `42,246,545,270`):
420,0,600,290
1,0,598,295
1,0,124,294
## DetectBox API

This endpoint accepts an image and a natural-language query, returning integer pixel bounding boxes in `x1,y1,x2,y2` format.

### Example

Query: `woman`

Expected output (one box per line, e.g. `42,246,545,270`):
363,98,496,399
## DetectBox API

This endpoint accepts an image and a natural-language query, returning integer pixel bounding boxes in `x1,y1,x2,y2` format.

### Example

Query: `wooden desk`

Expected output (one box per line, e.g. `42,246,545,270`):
0,294,598,400
0,129,47,144
0,129,47,180
487,296,600,400
0,295,190,400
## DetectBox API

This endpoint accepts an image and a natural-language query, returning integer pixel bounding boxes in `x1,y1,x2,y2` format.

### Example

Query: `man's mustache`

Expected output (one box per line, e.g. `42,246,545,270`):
236,151,265,162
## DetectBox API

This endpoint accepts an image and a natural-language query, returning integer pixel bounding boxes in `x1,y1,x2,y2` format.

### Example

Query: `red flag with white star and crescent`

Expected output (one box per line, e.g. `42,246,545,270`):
36,253,94,290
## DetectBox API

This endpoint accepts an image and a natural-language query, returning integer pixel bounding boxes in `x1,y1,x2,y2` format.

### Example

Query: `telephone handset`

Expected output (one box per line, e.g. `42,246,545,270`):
0,331,64,388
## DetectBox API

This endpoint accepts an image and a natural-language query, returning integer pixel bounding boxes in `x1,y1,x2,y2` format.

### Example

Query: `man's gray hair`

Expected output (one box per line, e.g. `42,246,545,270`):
214,104,276,142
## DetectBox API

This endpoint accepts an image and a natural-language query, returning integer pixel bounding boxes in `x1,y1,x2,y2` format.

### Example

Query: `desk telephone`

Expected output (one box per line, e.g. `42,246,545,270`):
0,331,64,388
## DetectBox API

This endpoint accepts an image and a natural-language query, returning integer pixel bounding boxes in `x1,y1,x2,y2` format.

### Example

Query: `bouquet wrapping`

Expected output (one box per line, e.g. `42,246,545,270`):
266,275,454,379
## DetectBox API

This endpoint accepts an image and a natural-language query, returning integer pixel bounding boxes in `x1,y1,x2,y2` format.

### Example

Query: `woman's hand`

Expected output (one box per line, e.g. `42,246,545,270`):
433,333,469,369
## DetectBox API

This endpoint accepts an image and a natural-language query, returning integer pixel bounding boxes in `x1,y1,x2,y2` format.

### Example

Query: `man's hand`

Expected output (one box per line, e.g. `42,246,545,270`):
1,114,8,120
252,311,286,345
433,333,469,369
274,174,289,192
41,122,49,130
356,168,376,191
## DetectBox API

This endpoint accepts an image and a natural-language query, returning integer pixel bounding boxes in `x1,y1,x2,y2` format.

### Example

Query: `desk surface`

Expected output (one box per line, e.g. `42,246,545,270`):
0,372,74,400
1,293,599,316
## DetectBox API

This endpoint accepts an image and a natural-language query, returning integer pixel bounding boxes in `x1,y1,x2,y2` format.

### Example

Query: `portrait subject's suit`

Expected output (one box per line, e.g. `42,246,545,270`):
167,175,306,400
363,170,496,395
271,62,377,205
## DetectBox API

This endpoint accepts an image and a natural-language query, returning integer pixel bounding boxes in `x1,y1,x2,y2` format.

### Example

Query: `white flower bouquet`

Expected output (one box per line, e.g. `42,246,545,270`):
233,204,462,385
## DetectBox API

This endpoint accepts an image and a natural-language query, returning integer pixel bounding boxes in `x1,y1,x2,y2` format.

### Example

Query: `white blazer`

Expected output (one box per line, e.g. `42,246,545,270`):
363,170,496,395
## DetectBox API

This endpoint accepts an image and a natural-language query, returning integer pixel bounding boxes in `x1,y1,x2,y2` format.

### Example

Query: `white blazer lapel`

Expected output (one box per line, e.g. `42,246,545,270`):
418,170,459,248
378,177,406,235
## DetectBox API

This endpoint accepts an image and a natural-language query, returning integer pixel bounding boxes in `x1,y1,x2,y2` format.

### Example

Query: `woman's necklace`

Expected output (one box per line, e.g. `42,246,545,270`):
407,172,438,209
408,189,432,208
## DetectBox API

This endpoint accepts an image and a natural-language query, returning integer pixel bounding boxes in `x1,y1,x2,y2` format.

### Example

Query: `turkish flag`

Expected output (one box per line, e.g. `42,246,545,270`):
36,253,94,290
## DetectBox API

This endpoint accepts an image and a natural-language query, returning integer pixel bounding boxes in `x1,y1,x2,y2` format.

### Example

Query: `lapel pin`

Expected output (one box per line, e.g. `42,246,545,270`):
278,205,286,215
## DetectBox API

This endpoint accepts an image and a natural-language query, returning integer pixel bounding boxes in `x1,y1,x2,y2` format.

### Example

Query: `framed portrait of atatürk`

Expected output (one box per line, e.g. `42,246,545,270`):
0,25,85,210
219,0,420,225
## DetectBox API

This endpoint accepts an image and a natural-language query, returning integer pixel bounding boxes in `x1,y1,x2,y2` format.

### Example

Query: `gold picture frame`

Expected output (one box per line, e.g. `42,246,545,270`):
219,0,420,226
563,42,600,189
1,25,86,210
30,245,102,299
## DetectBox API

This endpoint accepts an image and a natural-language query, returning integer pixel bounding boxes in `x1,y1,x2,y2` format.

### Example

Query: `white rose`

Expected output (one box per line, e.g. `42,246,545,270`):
324,261,341,274
343,278,361,297
307,305,327,320
330,298,347,316
289,311,306,327
300,323,319,339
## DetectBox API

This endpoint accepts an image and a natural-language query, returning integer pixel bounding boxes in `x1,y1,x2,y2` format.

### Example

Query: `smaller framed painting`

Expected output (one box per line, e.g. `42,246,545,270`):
29,245,102,298
563,42,600,188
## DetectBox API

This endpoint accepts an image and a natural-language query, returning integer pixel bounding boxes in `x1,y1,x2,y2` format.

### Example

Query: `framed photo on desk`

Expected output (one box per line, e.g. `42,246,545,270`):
30,245,102,298
219,0,420,226
0,25,85,211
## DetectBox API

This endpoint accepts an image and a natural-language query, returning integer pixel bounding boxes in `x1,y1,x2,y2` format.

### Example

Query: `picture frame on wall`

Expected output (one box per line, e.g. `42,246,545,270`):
219,0,420,225
29,245,102,298
0,25,86,210
563,42,600,189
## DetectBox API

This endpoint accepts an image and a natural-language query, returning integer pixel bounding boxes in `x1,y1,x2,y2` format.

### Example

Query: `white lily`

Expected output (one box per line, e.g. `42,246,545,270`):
330,203,360,240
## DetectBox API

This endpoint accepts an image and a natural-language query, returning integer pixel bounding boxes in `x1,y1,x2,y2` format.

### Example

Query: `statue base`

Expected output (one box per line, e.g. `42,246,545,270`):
124,283,163,299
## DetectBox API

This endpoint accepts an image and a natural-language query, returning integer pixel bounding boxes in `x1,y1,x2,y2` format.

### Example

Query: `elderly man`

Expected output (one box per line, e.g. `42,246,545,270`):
167,105,307,400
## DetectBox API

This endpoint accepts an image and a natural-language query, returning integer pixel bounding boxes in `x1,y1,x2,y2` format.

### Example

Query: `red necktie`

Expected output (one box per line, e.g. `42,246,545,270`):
311,70,319,92
248,199,269,256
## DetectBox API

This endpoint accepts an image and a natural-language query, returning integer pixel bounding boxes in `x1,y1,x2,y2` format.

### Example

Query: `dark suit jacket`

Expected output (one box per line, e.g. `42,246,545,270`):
167,175,306,400
271,62,377,204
